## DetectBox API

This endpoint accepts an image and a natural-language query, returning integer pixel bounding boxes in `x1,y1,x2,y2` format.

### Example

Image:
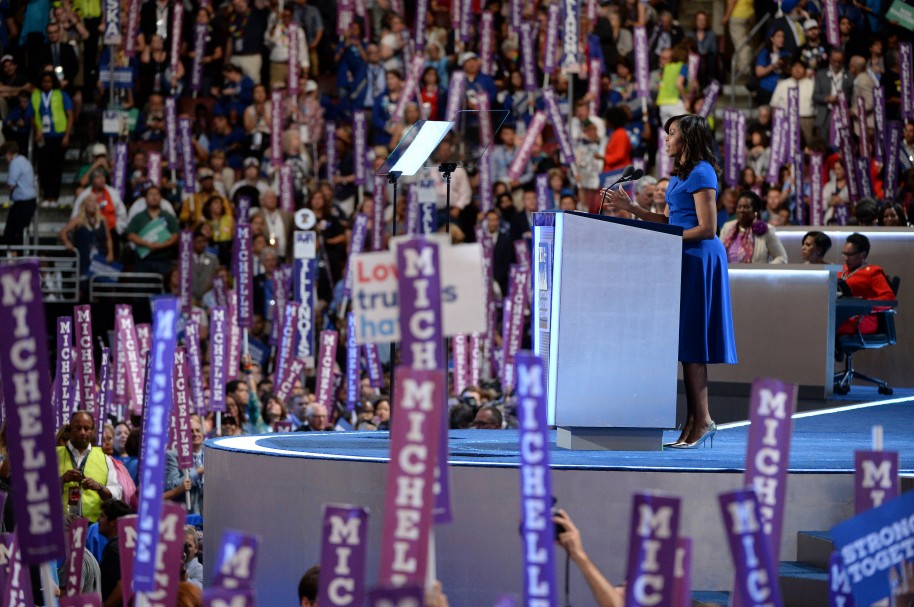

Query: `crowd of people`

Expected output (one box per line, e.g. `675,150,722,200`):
0,0,912,603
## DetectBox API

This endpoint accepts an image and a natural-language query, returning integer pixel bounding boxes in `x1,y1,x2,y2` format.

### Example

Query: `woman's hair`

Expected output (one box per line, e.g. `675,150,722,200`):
846,232,871,255
605,105,629,130
75,194,104,229
737,190,764,215
878,203,908,226
125,428,141,457
803,230,832,256
664,114,717,179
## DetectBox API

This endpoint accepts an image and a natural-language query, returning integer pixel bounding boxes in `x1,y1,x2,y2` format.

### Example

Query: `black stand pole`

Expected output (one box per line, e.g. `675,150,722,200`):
439,162,456,234
388,171,402,409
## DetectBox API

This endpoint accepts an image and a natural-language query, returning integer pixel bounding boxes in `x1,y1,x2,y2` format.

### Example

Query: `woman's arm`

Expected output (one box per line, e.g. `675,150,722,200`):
682,188,716,241
765,228,789,264
605,187,669,223
554,510,624,607
59,218,78,250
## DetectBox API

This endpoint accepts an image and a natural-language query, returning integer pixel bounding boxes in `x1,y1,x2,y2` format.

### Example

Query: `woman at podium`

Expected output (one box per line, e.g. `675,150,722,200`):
604,114,737,449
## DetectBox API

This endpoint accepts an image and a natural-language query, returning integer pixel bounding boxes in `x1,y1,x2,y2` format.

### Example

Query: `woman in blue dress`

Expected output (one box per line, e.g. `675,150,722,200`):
605,114,737,448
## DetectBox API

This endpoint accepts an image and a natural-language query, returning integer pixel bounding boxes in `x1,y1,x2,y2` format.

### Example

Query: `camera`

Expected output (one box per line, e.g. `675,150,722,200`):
552,497,566,539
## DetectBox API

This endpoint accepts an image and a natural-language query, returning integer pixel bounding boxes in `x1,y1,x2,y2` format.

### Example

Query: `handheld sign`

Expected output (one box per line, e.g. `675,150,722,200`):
855,449,899,513
211,530,261,590
516,353,557,606
319,504,369,607
133,297,179,592
64,517,89,596
0,261,67,563
74,304,98,415
624,493,681,607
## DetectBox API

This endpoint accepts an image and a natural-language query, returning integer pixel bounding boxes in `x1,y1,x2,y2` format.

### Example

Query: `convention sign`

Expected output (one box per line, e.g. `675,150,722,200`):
624,493,681,607
209,306,227,412
57,317,76,428
831,490,914,606
211,530,260,589
172,348,194,470
0,262,67,563
64,517,89,596
315,331,339,408
719,490,783,607
351,240,486,344
74,304,97,415
854,450,899,513
828,551,855,607
319,505,369,606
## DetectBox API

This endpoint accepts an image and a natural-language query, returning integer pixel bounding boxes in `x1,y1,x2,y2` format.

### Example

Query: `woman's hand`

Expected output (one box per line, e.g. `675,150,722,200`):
554,508,586,564
603,187,636,214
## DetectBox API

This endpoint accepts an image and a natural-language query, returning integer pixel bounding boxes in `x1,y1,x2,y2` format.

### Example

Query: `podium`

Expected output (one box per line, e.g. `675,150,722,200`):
532,211,683,451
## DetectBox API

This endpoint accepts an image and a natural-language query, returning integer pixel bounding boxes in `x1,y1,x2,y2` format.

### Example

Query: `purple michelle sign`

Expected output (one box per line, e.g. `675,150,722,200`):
170,1,183,71
766,108,788,185
209,305,227,412
824,0,839,47
673,538,692,607
172,348,194,470
508,112,548,181
165,97,177,170
185,320,205,413
481,12,495,75
378,368,445,587
452,334,468,395
624,493,681,607
204,588,255,607
873,86,885,162
542,87,574,163
730,378,796,607
114,141,127,201
191,24,206,93
469,333,482,388
828,551,855,607
788,86,800,157
57,316,76,429
64,517,89,596
0,262,67,563
343,214,370,299
854,450,899,513
809,152,824,225
212,530,260,590
133,297,179,593
354,110,367,186
315,331,340,409
724,109,742,187
74,304,97,415
179,230,193,313
697,80,721,119
396,238,452,523
95,347,112,444
179,117,196,194
115,305,144,413
884,121,902,201
855,96,870,159
364,343,383,388
319,504,369,606
235,222,253,328
274,357,307,403
59,595,102,607
544,4,560,75
272,90,283,168
634,26,650,99
516,353,556,606
901,43,913,120
1,533,34,604
719,490,784,607
502,266,529,392
445,71,466,121
520,21,537,92
346,313,359,411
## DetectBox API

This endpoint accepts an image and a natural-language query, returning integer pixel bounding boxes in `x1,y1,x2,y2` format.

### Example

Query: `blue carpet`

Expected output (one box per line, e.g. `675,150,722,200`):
253,395,914,473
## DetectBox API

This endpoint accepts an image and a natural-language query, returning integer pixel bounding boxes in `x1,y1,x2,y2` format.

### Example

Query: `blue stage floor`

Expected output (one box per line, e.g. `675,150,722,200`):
257,389,914,474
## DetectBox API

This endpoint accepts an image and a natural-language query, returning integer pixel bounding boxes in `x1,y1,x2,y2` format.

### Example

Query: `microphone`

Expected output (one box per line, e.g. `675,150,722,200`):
597,165,644,215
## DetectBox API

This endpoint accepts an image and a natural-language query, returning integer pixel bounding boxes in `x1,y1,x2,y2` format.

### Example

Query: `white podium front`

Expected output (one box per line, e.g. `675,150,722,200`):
533,211,683,450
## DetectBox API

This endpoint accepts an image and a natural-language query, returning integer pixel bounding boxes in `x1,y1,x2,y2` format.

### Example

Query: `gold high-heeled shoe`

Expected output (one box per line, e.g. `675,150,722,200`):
667,421,717,450
664,417,694,448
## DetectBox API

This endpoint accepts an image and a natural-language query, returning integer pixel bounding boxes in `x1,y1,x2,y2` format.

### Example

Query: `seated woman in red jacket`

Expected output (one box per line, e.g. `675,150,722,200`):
838,233,896,335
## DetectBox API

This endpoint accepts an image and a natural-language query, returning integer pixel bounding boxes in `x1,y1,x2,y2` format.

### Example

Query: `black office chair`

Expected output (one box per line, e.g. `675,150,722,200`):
833,276,900,396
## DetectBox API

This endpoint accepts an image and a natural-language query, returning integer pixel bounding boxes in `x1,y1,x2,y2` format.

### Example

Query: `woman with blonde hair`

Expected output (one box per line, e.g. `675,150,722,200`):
59,193,114,298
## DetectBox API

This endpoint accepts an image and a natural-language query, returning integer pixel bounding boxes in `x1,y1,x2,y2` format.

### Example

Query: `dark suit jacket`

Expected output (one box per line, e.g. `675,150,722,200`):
139,1,174,43
812,67,854,138
491,222,515,297
33,42,79,86
509,211,533,244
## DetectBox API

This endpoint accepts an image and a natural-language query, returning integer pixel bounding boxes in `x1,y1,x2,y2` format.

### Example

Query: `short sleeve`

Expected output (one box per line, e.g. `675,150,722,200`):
685,161,719,194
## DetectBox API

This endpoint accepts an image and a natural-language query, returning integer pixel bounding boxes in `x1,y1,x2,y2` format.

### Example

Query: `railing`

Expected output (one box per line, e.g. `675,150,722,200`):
0,245,80,302
728,12,773,107
89,272,165,302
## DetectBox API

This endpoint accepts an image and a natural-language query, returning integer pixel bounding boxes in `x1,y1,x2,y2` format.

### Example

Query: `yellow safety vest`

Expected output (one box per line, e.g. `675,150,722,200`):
57,446,109,523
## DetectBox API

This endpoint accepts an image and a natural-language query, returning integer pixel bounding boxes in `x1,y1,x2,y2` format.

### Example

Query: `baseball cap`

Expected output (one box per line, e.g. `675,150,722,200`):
91,143,108,157
803,18,819,31
198,167,215,179
243,157,260,168
0,55,13,65
459,52,479,66
304,79,318,93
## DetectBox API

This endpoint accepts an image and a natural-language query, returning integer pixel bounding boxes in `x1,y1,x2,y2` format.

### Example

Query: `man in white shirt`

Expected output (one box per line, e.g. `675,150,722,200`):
770,57,816,145
256,189,293,260
265,5,309,87
57,411,123,523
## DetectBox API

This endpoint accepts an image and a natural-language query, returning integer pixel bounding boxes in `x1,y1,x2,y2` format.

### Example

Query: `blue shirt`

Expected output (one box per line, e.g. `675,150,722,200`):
7,154,36,201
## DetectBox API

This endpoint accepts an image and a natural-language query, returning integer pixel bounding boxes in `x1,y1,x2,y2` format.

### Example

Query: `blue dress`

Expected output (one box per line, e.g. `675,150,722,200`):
666,161,738,364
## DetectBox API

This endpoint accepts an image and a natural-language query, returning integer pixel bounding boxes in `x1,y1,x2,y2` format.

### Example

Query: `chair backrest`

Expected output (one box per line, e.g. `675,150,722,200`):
889,275,900,297
876,275,900,345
